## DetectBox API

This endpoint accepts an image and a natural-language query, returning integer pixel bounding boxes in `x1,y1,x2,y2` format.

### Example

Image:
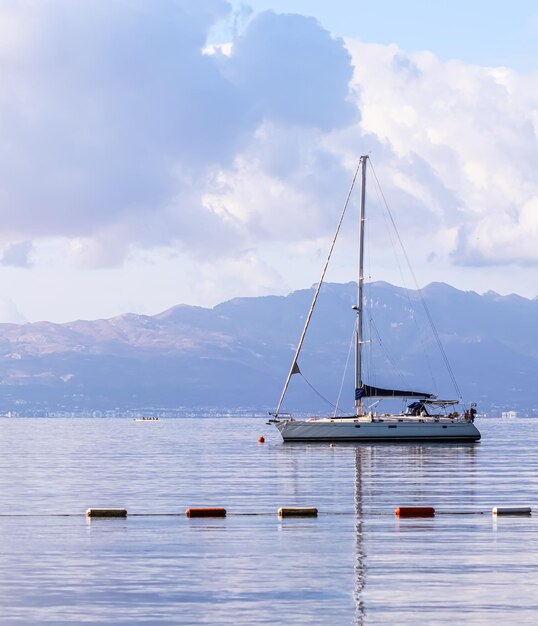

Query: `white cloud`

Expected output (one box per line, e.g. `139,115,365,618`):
1,241,34,268
191,250,284,305
203,121,353,243
0,3,538,322
345,39,538,266
203,42,233,56
69,236,130,269
0,2,355,270
0,297,26,323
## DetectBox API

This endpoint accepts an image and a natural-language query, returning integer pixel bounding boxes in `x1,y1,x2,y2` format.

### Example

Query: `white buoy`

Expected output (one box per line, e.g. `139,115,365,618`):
492,506,531,516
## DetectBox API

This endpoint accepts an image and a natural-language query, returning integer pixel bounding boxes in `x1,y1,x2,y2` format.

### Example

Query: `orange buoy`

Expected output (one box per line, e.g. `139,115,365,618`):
258,436,265,443
395,506,435,518
185,507,226,518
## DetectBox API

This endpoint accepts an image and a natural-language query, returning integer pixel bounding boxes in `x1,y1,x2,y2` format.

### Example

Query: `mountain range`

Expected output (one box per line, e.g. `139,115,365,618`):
0,281,536,416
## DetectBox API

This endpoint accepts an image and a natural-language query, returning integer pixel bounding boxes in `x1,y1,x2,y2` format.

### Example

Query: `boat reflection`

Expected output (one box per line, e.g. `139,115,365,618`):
354,447,366,625
352,442,477,624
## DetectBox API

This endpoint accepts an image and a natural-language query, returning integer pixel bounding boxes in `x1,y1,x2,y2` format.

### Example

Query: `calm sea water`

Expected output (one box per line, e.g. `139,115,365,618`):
0,417,536,625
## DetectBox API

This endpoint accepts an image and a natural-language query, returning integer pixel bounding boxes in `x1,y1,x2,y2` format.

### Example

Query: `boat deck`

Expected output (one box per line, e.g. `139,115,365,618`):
305,414,471,425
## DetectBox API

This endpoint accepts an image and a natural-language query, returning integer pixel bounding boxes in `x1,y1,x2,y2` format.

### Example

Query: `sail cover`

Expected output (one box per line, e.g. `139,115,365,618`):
356,384,435,399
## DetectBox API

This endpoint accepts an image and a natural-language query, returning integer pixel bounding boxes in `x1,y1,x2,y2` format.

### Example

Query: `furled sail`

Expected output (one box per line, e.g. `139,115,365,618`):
356,384,435,399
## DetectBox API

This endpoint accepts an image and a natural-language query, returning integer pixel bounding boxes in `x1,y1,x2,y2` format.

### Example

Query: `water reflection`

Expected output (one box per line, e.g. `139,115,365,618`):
276,438,484,624
350,434,538,624
354,448,366,626
0,418,537,624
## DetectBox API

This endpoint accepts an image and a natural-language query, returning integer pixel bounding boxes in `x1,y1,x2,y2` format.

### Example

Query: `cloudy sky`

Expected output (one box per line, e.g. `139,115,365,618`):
0,0,537,323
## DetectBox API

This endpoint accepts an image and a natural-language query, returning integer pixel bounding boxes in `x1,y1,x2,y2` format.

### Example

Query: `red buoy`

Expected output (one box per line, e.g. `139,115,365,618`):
395,506,435,518
185,508,226,518
258,436,265,443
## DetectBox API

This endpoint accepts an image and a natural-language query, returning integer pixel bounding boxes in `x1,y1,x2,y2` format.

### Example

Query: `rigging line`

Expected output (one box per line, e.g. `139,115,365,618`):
364,257,377,390
368,166,419,386
371,161,458,398
410,305,439,396
300,372,341,413
368,160,462,399
274,160,362,417
370,166,407,290
369,318,412,391
369,161,438,395
364,209,374,387
334,320,357,417
366,314,377,387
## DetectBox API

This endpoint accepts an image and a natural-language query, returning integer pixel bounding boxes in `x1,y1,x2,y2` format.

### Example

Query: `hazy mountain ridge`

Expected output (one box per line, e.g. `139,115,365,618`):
0,281,536,415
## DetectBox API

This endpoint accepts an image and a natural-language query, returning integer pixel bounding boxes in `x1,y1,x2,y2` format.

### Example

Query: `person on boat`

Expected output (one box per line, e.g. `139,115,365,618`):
464,407,477,422
407,401,429,417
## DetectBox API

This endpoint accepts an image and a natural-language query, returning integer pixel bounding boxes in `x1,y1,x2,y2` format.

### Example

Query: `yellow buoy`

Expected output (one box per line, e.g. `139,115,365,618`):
86,508,127,518
278,507,318,518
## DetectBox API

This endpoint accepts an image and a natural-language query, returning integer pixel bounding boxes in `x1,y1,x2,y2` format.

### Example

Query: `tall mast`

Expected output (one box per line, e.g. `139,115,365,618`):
355,155,368,416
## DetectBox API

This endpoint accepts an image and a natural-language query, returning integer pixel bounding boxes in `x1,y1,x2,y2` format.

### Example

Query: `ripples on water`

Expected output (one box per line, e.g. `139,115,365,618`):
0,418,536,624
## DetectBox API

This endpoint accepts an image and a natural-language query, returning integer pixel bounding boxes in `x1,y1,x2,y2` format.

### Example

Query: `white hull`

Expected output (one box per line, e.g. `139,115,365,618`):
274,417,480,442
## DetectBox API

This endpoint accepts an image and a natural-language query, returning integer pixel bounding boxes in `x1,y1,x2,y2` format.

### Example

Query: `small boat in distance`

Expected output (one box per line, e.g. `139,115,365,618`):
269,156,481,442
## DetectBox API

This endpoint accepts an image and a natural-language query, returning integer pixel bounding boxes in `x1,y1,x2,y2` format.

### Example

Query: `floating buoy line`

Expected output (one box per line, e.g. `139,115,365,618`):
0,506,532,519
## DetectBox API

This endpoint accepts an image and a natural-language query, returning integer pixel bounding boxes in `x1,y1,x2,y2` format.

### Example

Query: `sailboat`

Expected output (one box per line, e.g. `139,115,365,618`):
269,156,481,442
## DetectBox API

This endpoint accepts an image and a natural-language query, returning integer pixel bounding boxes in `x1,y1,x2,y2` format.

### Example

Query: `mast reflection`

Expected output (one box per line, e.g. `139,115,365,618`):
353,442,477,624
354,446,367,626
